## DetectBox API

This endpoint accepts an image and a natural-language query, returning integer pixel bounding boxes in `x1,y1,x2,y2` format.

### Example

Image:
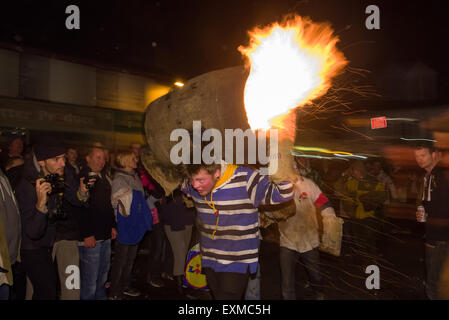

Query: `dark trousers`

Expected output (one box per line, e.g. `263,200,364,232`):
11,262,27,300
110,241,138,297
203,267,250,300
146,223,172,281
21,248,57,300
279,247,323,300
425,241,449,300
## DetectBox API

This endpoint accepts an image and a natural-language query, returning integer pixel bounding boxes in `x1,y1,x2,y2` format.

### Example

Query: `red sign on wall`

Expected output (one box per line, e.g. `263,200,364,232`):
371,116,387,129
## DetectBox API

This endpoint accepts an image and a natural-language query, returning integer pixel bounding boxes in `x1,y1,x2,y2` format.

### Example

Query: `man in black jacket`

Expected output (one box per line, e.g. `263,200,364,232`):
78,146,117,300
15,138,89,300
414,144,449,299
51,159,90,300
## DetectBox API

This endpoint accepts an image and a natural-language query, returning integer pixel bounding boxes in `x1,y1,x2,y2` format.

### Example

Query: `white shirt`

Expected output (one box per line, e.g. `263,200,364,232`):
278,177,335,253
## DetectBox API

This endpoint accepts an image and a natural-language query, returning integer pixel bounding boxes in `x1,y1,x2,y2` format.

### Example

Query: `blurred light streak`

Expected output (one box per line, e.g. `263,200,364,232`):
291,151,348,161
294,145,352,155
333,153,367,160
400,137,437,142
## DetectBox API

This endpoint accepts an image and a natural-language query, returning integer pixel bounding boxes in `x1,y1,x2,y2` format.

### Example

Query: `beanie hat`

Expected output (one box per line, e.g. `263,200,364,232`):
34,137,66,161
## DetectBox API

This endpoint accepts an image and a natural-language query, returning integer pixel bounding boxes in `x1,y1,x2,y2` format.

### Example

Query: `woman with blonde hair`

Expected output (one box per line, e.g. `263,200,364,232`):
109,150,152,300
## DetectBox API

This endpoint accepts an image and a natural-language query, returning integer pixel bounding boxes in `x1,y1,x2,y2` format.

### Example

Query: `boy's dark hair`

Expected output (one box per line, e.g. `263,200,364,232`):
183,163,221,178
181,126,222,178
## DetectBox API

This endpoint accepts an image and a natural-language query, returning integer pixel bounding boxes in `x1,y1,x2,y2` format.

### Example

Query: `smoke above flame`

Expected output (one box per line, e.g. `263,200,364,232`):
238,15,348,130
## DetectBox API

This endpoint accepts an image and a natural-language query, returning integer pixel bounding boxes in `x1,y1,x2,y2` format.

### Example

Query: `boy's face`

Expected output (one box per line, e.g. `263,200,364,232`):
190,168,220,196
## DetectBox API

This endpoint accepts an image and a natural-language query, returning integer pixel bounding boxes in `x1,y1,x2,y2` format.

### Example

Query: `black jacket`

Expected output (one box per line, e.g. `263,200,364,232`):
160,189,196,231
55,165,88,242
78,166,116,241
422,166,449,244
5,164,24,192
15,159,86,250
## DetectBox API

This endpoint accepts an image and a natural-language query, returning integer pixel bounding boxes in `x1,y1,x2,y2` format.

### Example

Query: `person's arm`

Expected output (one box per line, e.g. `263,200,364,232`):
106,178,118,236
63,169,89,207
16,179,49,240
76,168,96,247
111,176,132,206
180,178,193,196
111,175,136,220
246,169,294,208
301,177,336,217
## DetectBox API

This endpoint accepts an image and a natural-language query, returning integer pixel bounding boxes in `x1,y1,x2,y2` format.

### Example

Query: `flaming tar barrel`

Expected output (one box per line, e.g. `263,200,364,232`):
143,66,250,194
143,65,296,222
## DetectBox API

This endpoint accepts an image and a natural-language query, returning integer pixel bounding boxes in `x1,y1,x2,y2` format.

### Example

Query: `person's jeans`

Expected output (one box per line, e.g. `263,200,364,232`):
110,241,138,297
280,246,323,300
425,241,449,300
245,237,261,300
245,265,261,300
78,239,111,300
0,284,9,300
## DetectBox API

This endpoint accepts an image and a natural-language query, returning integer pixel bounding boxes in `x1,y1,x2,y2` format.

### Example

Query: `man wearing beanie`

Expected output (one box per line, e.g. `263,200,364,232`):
14,137,89,300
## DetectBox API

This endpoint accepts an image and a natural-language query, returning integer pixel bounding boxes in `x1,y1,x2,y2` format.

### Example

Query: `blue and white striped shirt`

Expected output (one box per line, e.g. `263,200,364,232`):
182,165,294,274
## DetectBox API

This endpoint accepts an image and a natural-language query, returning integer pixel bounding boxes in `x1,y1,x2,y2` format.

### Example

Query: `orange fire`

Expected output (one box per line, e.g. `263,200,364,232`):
238,15,348,131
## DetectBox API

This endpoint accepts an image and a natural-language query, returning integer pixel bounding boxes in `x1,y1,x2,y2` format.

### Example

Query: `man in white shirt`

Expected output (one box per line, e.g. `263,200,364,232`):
278,174,337,300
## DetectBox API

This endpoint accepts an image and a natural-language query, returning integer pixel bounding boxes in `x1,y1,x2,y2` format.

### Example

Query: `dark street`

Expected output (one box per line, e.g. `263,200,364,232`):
124,217,427,300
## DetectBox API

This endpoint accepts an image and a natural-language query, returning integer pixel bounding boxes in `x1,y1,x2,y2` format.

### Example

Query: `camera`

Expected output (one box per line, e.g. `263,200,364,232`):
43,173,66,195
83,171,98,190
42,173,67,222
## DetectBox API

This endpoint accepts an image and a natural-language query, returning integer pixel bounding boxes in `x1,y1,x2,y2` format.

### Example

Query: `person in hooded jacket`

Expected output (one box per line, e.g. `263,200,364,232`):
109,151,152,299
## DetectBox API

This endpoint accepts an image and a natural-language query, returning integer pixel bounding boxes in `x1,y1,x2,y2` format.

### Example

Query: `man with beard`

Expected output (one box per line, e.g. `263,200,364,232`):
15,138,89,299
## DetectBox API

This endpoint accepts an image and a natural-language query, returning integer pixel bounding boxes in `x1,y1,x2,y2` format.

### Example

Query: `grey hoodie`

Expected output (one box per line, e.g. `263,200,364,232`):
0,169,21,265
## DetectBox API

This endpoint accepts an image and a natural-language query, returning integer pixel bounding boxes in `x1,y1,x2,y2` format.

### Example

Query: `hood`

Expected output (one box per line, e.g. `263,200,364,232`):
21,157,40,183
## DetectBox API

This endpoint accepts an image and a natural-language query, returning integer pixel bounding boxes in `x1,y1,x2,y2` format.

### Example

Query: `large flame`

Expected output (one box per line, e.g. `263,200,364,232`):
238,15,348,130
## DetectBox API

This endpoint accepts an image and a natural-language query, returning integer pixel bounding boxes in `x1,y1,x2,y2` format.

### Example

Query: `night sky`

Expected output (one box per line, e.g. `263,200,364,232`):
1,0,448,83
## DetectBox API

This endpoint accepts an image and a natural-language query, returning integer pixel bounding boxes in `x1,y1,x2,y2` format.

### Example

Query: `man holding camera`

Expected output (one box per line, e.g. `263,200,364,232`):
15,138,89,300
77,146,117,300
